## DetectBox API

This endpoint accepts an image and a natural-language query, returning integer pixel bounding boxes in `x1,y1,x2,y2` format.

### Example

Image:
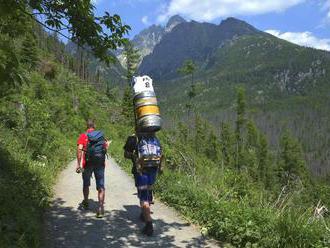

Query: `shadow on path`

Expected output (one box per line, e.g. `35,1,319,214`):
45,198,211,248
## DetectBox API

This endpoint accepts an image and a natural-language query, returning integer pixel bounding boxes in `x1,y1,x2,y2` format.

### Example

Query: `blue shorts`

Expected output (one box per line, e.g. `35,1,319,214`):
136,167,158,203
82,166,105,190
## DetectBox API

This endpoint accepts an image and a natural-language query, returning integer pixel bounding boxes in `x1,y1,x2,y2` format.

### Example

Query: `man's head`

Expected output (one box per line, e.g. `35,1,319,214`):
86,119,95,129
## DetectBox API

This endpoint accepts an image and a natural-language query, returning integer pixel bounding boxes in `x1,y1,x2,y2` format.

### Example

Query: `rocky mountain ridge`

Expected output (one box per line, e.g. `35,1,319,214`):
117,15,186,67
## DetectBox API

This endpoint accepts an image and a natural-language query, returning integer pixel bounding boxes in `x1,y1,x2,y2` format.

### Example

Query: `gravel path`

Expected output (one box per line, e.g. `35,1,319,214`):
44,158,219,247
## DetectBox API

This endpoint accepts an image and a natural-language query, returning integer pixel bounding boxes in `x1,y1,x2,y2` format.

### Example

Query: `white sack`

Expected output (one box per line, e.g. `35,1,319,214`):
132,75,154,94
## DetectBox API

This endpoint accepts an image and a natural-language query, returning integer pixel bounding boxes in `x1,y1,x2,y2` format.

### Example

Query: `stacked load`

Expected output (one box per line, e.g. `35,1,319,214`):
132,75,161,132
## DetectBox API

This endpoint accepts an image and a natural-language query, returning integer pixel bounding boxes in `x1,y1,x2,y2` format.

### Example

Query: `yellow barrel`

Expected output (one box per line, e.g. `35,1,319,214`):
133,91,161,132
136,105,160,119
134,96,158,108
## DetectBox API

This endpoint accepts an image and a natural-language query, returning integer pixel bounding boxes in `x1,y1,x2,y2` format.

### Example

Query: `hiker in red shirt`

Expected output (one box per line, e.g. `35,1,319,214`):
76,119,110,218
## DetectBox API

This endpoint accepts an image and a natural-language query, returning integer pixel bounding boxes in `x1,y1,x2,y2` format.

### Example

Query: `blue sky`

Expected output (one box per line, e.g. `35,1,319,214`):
91,0,330,51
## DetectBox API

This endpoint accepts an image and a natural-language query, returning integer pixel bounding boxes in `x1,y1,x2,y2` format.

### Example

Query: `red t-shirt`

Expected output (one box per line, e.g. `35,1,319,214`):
77,128,95,168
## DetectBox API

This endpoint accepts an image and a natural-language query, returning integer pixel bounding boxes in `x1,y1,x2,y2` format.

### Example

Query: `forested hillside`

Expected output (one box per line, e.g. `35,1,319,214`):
1,1,330,247
135,17,330,177
156,34,330,177
0,1,128,246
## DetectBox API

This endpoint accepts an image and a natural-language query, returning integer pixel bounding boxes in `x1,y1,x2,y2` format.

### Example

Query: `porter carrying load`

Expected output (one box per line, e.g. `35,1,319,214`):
132,76,161,132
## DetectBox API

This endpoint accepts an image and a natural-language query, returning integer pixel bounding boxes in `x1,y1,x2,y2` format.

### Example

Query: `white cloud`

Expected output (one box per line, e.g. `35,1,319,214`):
322,0,330,21
91,0,103,5
266,29,330,51
157,0,305,22
141,16,149,25
91,0,99,4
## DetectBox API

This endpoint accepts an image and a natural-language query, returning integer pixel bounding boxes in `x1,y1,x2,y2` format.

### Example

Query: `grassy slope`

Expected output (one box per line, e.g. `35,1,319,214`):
110,124,330,247
0,60,128,247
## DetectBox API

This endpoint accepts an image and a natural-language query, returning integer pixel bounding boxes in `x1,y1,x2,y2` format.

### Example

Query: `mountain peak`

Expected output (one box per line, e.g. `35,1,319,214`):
220,17,242,24
219,17,259,33
165,15,186,32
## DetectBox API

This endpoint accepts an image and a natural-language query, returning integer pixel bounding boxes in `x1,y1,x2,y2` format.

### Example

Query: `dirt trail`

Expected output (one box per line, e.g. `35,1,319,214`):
44,158,219,247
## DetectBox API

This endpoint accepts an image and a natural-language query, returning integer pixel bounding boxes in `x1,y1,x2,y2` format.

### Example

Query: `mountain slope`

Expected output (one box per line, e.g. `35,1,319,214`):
65,41,125,84
116,15,186,67
139,17,260,79
137,18,330,175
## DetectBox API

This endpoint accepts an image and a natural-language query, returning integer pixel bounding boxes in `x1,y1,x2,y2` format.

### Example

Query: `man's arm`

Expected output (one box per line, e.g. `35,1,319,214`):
77,144,84,171
105,139,112,149
123,136,135,159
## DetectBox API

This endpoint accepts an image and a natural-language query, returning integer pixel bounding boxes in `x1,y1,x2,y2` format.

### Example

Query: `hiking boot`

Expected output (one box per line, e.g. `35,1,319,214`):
96,211,104,218
96,207,105,218
142,221,153,236
81,200,89,210
139,212,146,222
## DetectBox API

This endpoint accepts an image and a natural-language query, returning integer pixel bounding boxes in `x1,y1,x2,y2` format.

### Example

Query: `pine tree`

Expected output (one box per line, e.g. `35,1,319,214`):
220,122,235,167
178,121,189,143
279,131,309,184
21,34,39,69
258,133,268,184
244,120,260,178
177,59,197,115
194,114,206,153
246,120,259,149
205,128,220,162
123,41,140,85
235,87,246,169
177,59,197,86
121,86,134,126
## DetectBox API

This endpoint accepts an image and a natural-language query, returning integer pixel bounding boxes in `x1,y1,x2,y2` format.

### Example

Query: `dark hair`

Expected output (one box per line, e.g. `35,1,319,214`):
137,132,155,138
86,119,95,129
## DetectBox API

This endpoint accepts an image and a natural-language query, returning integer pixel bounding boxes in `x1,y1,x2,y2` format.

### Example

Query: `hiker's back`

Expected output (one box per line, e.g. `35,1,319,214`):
86,130,106,166
137,136,161,168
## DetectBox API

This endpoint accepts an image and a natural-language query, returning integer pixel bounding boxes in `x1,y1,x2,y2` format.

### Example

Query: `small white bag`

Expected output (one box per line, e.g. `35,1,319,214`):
132,75,154,95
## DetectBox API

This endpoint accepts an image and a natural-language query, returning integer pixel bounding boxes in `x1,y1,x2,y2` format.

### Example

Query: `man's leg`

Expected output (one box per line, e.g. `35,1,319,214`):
142,198,152,222
141,188,153,236
83,187,89,201
137,172,154,236
95,166,105,217
98,189,105,211
82,167,92,209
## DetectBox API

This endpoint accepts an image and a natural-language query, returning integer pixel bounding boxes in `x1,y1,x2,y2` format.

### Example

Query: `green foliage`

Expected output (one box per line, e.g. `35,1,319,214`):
178,121,189,142
258,133,269,185
235,86,246,169
0,59,123,246
4,0,130,64
21,33,39,69
128,86,330,247
177,59,197,82
121,85,134,127
220,122,235,167
205,128,221,162
146,125,330,247
178,59,198,114
157,33,330,176
0,34,26,93
2,9,330,247
123,41,140,84
194,114,206,153
279,131,310,185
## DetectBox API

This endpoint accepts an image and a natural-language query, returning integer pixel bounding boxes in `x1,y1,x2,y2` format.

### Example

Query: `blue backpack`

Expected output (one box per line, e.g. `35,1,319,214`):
137,136,162,168
86,130,106,166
